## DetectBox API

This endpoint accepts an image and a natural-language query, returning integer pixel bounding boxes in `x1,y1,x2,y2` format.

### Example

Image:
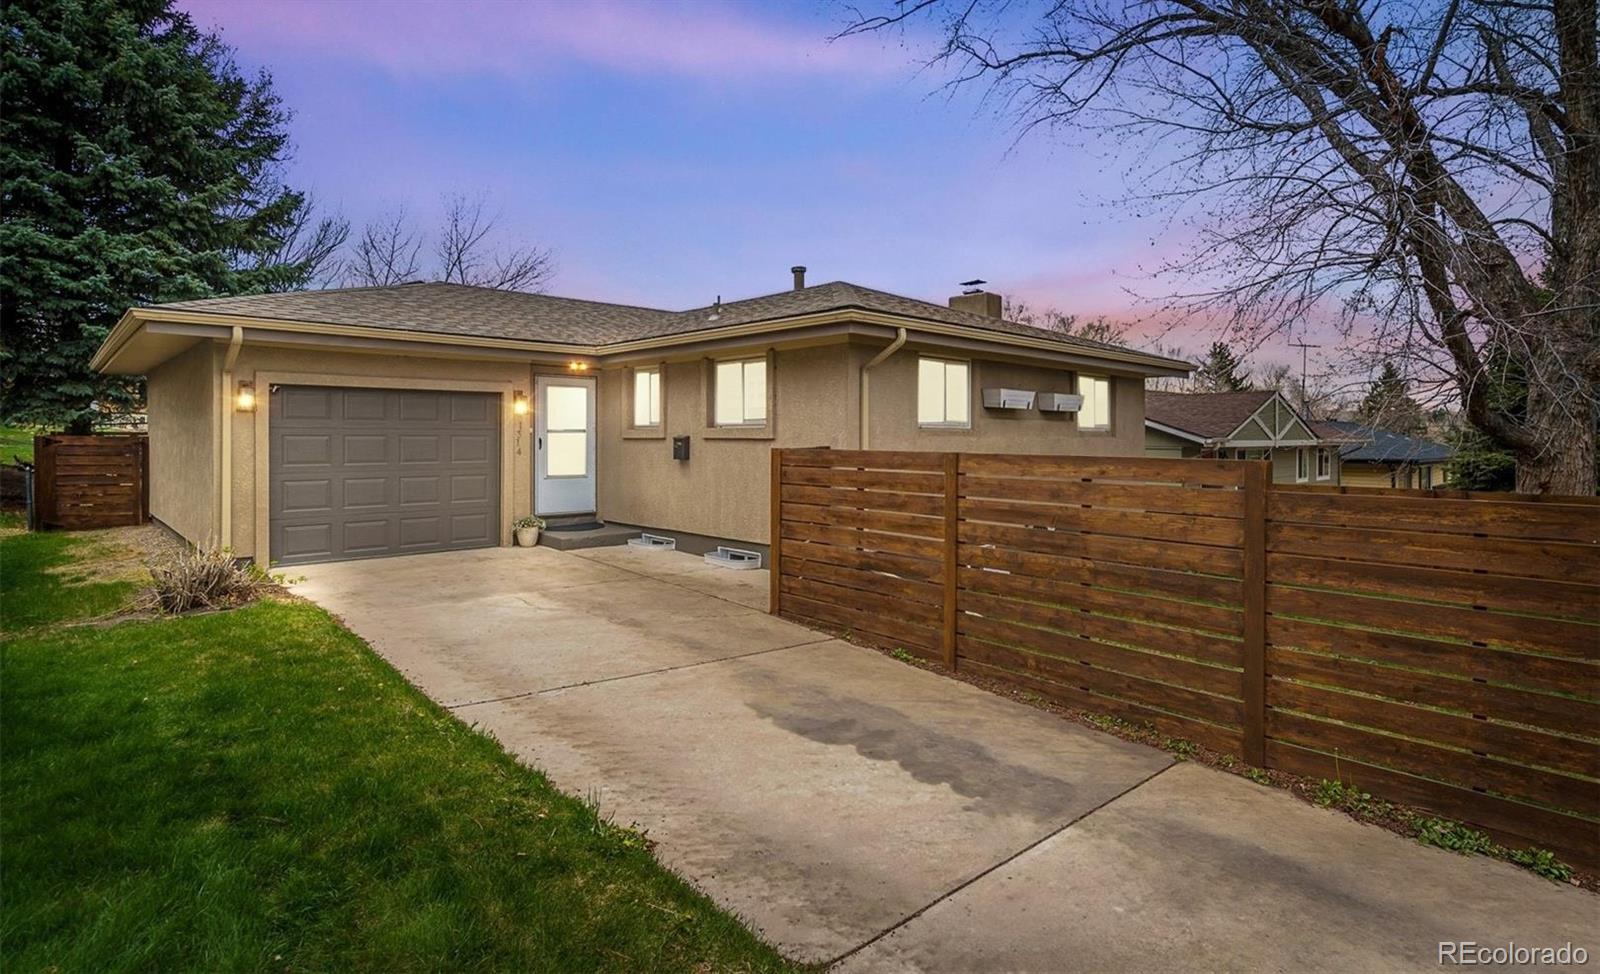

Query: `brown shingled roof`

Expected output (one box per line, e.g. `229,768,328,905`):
148,279,1181,365
1144,390,1277,439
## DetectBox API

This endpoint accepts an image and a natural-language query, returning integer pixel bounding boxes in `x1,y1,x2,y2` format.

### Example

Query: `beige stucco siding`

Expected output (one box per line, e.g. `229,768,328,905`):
146,341,220,544
597,345,856,544
863,348,1147,456
227,345,535,562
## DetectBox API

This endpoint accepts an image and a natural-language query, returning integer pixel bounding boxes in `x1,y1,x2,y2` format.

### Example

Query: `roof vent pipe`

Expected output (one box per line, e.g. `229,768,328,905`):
791,265,806,290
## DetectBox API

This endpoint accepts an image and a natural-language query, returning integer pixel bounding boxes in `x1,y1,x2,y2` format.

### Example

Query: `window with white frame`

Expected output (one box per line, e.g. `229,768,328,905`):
632,367,662,428
713,357,766,427
917,357,970,427
1296,448,1310,482
1077,374,1111,430
1316,447,1332,480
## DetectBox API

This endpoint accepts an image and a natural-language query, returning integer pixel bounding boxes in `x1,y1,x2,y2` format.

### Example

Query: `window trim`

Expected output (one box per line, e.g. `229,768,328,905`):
1315,447,1332,481
704,352,775,439
1076,373,1112,432
916,355,972,429
631,366,662,429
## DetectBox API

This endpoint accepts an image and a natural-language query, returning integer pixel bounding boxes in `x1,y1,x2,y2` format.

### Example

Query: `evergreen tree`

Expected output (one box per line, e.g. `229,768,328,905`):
1,0,324,430
1193,342,1249,392
1356,362,1426,435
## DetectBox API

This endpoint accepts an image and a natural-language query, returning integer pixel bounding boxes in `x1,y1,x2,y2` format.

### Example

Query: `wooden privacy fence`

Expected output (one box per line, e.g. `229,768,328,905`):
33,434,149,530
770,448,1600,872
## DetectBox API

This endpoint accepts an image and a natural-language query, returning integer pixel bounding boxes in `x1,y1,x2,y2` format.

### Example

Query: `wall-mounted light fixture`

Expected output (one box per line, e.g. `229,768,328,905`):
235,380,257,412
567,360,590,373
512,390,529,415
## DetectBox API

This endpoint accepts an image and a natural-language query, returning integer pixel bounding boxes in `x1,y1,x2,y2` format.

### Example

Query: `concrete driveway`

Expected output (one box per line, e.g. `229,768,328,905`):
292,546,1596,970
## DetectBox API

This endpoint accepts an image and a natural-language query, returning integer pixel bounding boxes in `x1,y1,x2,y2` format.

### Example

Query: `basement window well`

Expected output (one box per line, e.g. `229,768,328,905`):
704,546,762,570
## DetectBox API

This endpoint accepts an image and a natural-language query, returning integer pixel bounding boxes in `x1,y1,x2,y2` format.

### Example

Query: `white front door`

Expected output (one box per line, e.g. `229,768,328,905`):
534,375,596,516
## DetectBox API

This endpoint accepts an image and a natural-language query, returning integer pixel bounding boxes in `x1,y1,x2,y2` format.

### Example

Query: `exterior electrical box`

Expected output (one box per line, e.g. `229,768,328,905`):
672,435,690,461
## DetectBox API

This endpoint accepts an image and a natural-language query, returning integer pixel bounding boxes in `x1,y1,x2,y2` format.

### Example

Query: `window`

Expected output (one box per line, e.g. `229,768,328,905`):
632,367,661,428
1422,465,1434,489
1295,448,1310,482
545,384,589,477
714,358,766,427
917,357,970,427
1316,447,1332,480
1078,374,1111,430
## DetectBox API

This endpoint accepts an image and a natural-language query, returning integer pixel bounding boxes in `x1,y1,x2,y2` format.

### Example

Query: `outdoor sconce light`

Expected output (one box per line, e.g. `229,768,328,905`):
235,381,257,412
567,360,590,373
512,390,529,416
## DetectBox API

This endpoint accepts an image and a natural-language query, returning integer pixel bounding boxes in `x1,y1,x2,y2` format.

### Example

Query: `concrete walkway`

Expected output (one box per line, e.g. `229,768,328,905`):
292,546,1596,971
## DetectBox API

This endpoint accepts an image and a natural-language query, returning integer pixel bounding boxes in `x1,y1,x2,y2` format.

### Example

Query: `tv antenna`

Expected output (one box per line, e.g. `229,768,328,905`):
1288,340,1321,416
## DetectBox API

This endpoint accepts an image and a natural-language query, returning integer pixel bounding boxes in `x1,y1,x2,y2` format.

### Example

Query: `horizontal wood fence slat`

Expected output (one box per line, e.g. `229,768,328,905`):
34,434,148,530
772,448,1600,872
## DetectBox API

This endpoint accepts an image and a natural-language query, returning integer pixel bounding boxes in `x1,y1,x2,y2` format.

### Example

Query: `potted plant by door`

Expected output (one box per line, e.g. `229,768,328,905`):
513,515,546,547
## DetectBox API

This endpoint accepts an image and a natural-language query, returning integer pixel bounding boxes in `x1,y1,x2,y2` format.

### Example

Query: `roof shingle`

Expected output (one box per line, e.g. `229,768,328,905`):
1144,390,1276,439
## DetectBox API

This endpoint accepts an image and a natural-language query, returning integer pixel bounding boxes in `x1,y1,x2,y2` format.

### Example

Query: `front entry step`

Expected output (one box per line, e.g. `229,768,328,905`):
537,521,638,551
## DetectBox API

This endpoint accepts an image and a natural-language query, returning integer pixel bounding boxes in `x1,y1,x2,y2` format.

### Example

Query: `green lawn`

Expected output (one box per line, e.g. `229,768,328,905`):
0,531,141,633
0,538,795,972
0,424,37,464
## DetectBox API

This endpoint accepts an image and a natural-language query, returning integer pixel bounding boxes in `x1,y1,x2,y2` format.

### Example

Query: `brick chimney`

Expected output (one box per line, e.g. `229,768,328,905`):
949,289,1002,318
791,265,807,290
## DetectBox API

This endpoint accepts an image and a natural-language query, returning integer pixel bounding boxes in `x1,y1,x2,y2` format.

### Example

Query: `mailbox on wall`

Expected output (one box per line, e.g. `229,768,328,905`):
672,435,690,461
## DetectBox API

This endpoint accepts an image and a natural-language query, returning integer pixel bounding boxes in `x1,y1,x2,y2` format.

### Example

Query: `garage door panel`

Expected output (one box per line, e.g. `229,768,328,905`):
271,386,500,565
280,479,333,514
280,434,333,466
341,389,388,420
399,434,441,463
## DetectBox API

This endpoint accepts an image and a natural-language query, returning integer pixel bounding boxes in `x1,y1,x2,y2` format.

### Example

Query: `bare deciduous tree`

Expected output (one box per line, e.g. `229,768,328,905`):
346,207,422,287
1003,295,1134,345
436,194,555,292
255,195,349,291
844,0,1598,493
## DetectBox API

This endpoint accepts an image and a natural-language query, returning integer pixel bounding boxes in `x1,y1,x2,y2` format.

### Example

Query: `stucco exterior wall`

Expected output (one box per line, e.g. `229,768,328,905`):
597,345,856,544
228,345,535,562
145,341,219,544
863,346,1147,456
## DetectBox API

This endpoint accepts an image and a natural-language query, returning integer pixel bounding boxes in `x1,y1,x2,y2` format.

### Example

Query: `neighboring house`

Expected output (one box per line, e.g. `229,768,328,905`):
1143,389,1346,485
1313,420,1456,489
91,272,1190,566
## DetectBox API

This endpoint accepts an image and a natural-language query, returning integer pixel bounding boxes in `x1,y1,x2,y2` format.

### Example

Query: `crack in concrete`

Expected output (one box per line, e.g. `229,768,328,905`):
447,635,837,711
821,760,1179,971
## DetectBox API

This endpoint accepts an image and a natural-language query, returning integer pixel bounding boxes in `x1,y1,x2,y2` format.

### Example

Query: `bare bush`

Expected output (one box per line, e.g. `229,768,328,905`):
143,544,274,614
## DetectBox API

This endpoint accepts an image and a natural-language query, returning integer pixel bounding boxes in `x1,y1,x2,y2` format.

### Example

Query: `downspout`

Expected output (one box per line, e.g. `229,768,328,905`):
220,326,243,550
859,327,907,450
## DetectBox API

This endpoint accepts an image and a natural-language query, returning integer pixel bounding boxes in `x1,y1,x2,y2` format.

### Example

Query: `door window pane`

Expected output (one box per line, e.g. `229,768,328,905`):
546,431,587,477
547,385,588,432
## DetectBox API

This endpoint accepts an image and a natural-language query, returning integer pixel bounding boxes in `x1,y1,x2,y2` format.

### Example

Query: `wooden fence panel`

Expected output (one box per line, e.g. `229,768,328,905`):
772,449,1599,872
951,453,1253,756
1263,487,1600,872
33,434,149,530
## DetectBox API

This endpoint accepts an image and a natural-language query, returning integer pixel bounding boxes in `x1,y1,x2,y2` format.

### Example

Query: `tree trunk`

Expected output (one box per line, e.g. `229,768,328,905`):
1515,358,1597,496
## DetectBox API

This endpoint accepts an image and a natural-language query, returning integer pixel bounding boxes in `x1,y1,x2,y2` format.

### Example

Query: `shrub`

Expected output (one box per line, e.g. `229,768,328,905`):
144,545,273,614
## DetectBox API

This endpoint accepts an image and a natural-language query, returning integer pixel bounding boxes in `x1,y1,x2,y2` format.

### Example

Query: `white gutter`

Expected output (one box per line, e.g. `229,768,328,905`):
220,326,243,549
859,327,907,449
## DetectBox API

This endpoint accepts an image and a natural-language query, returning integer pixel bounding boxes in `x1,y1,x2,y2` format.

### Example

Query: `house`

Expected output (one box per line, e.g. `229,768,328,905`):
90,271,1190,565
1143,389,1347,484
1313,420,1456,489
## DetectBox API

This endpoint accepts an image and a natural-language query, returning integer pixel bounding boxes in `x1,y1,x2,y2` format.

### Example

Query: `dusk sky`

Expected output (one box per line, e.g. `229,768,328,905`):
181,0,1318,370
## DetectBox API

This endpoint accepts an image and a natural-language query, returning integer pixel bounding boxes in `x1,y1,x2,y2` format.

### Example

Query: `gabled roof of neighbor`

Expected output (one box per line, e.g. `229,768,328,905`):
1144,390,1277,439
1315,420,1455,464
94,279,1193,375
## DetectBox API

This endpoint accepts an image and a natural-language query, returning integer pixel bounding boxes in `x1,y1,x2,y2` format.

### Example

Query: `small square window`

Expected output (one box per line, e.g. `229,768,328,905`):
1078,375,1111,430
632,367,661,428
917,357,970,427
714,358,766,427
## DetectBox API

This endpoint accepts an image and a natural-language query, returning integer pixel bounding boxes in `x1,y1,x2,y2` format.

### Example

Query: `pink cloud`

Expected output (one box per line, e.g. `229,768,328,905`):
180,0,901,80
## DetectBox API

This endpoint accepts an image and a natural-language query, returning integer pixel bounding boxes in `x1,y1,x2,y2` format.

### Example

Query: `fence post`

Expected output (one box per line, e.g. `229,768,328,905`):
769,448,783,616
34,435,55,529
1241,461,1268,765
942,452,959,671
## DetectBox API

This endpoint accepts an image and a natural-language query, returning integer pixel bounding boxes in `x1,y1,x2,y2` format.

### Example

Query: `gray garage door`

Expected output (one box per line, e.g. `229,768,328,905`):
270,386,501,565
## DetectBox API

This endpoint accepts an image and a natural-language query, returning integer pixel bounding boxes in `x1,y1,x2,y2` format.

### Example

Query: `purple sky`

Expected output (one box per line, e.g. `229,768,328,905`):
182,0,1316,370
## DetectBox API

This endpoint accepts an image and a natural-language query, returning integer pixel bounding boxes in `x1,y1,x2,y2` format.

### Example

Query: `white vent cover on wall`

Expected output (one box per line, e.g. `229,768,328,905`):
628,533,677,550
982,388,1036,410
1037,392,1084,413
705,546,762,570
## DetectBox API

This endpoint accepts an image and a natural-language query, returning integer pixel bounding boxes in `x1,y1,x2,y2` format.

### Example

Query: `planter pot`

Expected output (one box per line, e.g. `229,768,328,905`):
515,526,540,547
